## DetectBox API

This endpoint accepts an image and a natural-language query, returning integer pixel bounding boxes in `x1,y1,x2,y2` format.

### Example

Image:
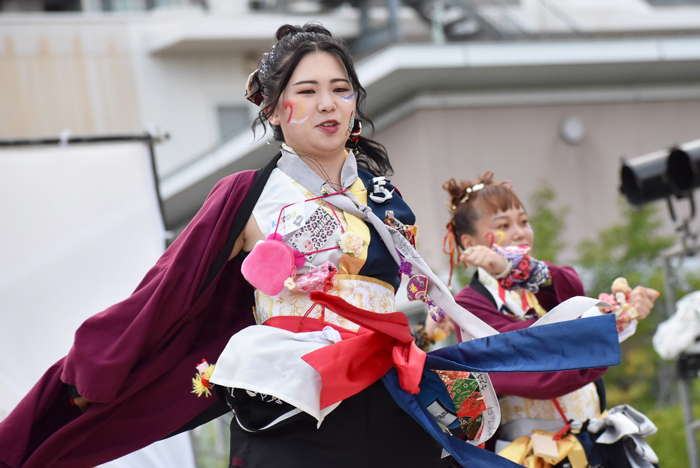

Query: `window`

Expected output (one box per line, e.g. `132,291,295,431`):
217,105,252,140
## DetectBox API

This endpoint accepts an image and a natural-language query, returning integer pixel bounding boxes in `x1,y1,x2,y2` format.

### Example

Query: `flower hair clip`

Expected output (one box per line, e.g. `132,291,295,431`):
454,183,485,209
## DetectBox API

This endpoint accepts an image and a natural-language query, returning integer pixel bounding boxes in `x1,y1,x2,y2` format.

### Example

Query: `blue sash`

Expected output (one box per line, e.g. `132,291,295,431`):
383,314,620,467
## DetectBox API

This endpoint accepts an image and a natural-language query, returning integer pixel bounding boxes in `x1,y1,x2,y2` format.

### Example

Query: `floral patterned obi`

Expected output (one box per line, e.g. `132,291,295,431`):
253,275,395,332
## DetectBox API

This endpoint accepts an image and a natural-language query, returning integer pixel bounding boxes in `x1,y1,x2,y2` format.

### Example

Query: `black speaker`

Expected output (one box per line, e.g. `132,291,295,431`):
620,149,675,207
667,139,700,198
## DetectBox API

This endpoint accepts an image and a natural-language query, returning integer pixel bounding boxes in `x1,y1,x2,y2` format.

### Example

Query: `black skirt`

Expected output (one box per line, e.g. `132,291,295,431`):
224,380,450,468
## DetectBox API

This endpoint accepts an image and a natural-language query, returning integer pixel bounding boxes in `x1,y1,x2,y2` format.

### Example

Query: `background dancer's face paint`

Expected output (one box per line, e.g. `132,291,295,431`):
270,51,356,160
462,207,533,250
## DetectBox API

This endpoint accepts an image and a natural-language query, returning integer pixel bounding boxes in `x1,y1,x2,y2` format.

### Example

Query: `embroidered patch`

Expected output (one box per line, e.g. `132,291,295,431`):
384,210,417,248
434,370,487,441
369,176,394,204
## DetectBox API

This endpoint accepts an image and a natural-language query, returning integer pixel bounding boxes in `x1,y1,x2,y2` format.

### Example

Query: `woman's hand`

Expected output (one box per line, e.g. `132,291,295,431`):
629,286,660,320
460,245,508,277
425,314,455,341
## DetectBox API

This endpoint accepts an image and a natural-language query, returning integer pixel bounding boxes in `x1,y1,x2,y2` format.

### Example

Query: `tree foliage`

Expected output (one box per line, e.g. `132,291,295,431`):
578,199,674,297
529,182,570,264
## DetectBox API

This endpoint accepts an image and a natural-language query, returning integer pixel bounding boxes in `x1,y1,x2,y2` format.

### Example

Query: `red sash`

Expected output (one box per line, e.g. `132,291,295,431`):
264,291,426,409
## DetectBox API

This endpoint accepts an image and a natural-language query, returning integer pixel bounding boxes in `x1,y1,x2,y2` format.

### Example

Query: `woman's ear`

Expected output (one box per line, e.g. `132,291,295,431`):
460,234,476,250
267,103,281,126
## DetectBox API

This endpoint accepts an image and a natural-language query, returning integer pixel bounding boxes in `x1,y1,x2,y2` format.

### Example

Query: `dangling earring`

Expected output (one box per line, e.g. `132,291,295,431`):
349,119,362,144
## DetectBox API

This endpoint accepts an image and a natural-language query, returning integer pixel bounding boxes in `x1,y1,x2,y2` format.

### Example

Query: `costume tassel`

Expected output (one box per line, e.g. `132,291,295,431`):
192,359,216,398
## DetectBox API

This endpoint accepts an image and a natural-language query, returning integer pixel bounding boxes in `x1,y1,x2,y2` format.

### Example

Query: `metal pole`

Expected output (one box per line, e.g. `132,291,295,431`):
662,246,700,468
679,373,700,468
386,0,402,42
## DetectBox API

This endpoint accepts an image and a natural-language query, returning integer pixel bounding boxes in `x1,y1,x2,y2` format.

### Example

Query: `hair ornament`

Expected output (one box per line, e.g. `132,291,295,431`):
454,183,485,208
244,69,263,106
442,225,463,288
350,120,362,143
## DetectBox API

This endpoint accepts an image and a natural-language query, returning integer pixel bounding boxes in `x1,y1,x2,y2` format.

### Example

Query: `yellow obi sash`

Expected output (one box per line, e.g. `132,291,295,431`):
253,274,395,332
498,430,588,468
499,382,601,427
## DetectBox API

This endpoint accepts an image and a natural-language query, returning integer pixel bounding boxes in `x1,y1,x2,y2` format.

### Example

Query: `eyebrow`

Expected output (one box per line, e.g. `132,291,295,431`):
292,78,350,86
491,211,526,222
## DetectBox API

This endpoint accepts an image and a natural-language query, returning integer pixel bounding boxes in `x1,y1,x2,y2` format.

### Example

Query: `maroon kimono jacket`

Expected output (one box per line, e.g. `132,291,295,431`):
0,155,281,468
454,263,608,400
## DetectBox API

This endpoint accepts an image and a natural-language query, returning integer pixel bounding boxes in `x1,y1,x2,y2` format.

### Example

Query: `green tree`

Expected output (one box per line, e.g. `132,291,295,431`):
577,199,674,410
578,199,673,296
528,183,570,264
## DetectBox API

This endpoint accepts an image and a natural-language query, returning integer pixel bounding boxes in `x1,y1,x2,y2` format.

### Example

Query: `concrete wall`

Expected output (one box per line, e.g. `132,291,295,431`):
377,99,700,271
0,19,141,138
0,16,258,175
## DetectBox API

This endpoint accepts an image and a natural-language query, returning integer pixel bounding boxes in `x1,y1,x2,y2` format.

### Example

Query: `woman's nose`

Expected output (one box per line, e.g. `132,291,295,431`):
318,91,336,112
512,226,525,240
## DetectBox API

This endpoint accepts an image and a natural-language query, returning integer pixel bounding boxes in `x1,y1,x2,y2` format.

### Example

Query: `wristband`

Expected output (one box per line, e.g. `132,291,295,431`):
493,258,513,279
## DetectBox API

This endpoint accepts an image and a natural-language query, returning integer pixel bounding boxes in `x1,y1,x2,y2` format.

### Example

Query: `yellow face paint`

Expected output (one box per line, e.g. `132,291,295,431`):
494,230,505,246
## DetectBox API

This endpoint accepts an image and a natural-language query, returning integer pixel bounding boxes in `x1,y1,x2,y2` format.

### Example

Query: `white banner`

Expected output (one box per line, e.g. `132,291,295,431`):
0,141,195,467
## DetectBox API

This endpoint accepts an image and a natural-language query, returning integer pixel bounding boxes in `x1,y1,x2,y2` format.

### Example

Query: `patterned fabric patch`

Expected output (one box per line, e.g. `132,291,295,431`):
434,370,487,440
289,206,341,262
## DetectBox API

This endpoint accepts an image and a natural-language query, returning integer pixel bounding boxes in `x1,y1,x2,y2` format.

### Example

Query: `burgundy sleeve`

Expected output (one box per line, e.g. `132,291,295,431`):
535,263,586,311
454,270,607,399
61,171,256,403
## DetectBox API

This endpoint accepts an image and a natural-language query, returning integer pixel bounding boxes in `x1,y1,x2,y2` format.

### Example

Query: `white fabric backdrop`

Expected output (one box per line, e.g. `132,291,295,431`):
0,141,196,468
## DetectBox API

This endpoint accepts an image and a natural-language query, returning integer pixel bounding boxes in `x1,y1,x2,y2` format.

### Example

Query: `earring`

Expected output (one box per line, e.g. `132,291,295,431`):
349,119,362,143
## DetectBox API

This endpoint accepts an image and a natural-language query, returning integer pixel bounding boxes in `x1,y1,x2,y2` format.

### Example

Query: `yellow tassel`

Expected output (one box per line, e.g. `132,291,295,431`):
191,361,216,398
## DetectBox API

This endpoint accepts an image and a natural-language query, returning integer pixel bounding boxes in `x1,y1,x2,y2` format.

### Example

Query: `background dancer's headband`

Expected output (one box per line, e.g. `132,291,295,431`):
453,183,485,209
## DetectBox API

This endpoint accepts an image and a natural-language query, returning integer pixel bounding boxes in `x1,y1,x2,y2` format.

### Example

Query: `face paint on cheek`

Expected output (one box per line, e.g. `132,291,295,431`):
492,231,505,246
347,110,354,136
485,232,495,248
283,99,308,125
340,93,355,104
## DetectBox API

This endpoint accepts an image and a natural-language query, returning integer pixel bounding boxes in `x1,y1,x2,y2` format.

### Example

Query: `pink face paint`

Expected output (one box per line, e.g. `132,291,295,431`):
283,99,308,125
485,232,495,248
284,101,294,124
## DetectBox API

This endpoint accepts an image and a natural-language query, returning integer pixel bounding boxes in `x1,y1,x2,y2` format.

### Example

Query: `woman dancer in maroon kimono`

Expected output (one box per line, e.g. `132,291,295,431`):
443,172,660,467
0,23,450,468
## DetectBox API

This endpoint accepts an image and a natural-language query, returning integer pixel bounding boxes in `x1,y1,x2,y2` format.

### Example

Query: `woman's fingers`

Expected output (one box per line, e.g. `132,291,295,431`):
629,286,660,320
460,246,507,275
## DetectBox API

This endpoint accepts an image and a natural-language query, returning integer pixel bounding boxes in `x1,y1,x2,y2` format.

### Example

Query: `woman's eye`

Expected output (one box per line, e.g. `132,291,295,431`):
335,87,350,93
498,224,508,230
298,89,315,95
